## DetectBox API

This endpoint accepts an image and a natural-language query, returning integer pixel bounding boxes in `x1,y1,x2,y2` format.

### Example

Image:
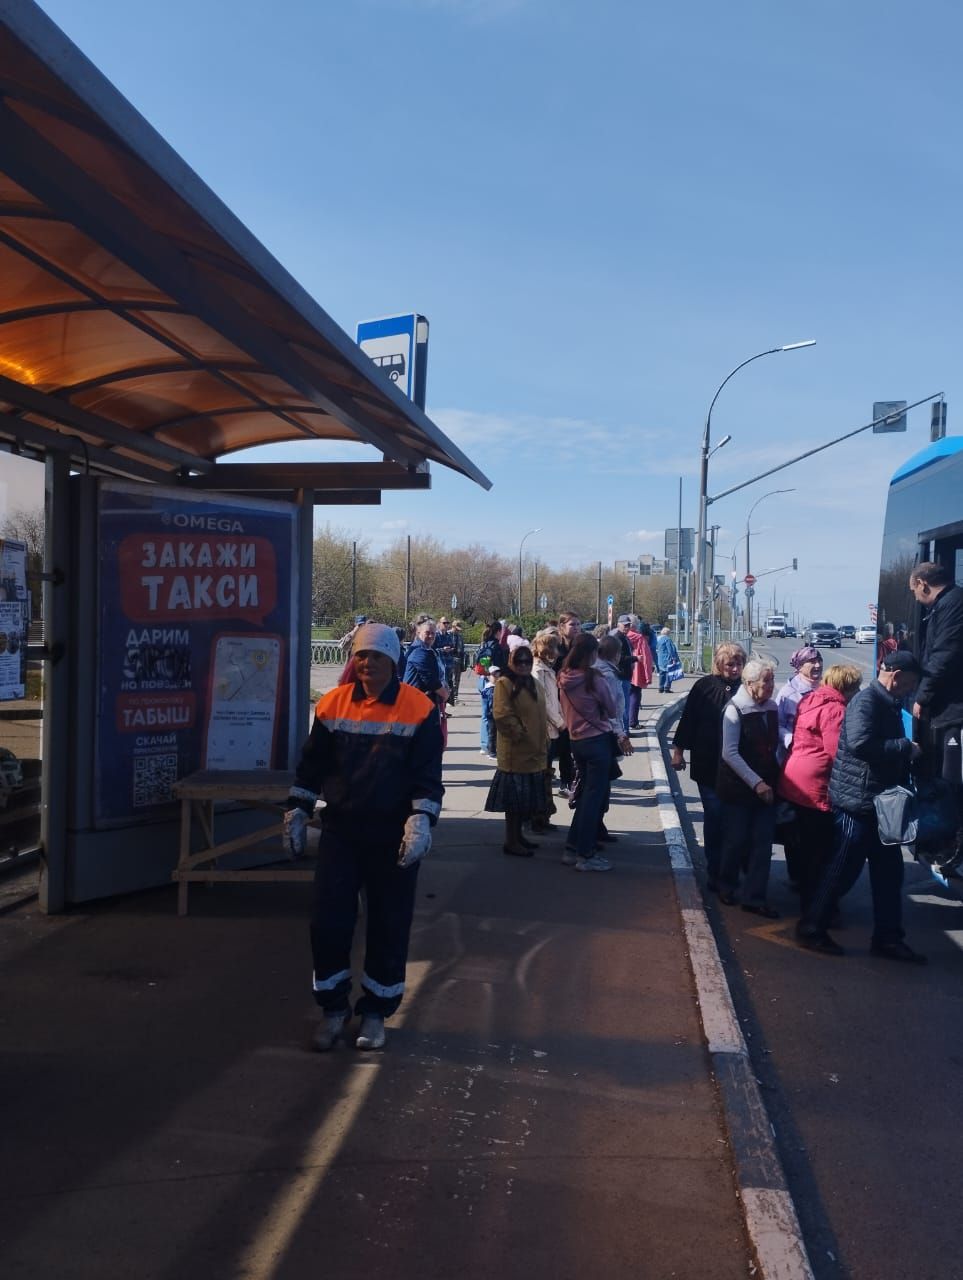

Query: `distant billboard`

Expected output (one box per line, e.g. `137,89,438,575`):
664,527,694,569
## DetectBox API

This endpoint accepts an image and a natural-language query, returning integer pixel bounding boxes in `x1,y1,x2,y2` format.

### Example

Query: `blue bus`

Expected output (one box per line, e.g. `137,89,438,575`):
878,435,963,887
878,436,963,655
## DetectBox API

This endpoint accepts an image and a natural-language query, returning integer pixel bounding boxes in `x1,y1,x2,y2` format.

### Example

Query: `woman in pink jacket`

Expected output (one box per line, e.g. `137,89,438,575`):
778,663,862,908
625,619,654,729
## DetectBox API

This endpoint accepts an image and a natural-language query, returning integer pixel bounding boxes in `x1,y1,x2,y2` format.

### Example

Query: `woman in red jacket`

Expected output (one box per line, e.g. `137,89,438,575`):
778,663,862,909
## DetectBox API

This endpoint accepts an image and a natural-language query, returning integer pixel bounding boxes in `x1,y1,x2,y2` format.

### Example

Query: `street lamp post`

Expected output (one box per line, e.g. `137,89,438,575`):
518,527,541,616
744,489,795,632
693,340,815,669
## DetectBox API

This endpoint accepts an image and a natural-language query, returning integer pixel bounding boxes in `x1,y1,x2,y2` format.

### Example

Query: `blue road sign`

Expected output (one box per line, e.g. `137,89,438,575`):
607,594,614,606
872,400,907,434
357,314,429,409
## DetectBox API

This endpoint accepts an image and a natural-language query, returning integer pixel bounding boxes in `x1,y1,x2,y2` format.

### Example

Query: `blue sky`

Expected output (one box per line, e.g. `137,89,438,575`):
30,0,963,623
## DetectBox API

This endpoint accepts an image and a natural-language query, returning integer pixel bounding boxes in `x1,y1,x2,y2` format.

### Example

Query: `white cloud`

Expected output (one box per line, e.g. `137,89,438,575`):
431,406,668,469
380,518,410,530
624,529,665,544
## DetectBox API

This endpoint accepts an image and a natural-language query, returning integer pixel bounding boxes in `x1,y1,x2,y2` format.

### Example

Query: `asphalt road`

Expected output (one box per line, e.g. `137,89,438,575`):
667,637,963,1280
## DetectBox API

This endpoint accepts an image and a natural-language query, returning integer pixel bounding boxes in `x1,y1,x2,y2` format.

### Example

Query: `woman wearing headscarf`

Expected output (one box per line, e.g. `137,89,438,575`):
671,642,747,891
774,645,823,886
485,644,548,857
775,646,824,763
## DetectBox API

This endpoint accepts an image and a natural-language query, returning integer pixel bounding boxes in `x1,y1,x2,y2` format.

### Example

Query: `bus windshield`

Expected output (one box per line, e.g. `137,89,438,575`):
878,438,963,654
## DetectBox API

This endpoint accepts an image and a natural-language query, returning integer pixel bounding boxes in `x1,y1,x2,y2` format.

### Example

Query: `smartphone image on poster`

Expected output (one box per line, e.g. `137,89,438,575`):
203,633,283,770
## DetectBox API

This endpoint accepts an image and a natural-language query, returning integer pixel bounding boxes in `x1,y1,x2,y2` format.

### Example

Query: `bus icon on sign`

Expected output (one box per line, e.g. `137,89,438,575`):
372,352,406,382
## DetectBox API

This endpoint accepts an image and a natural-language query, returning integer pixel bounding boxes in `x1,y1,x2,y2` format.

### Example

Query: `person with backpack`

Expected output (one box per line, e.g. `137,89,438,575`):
474,620,508,758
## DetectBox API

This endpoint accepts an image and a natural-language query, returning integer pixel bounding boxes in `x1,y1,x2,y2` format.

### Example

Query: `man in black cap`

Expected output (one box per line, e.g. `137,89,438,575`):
909,561,963,867
796,650,926,962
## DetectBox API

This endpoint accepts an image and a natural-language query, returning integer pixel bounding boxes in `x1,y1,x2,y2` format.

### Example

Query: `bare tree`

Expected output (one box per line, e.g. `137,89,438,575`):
312,525,372,623
3,505,44,617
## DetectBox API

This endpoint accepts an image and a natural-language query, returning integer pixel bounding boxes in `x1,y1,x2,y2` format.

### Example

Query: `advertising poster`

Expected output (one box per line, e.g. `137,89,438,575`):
96,483,298,826
0,538,29,701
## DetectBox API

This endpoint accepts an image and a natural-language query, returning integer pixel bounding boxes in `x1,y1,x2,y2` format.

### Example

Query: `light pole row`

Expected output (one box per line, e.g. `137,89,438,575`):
694,340,816,669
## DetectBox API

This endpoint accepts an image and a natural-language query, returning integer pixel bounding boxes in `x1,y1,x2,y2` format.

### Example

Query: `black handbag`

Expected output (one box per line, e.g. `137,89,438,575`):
609,732,623,780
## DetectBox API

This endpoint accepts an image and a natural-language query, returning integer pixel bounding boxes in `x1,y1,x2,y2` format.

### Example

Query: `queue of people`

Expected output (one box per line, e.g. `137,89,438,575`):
285,556,959,1053
671,639,930,963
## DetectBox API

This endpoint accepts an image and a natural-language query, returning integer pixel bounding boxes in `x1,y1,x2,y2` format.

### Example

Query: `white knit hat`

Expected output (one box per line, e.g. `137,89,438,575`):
351,622,401,664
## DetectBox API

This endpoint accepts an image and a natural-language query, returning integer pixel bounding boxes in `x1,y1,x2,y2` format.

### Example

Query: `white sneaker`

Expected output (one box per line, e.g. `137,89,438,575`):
312,1011,347,1051
355,1014,386,1050
562,847,578,866
575,854,612,872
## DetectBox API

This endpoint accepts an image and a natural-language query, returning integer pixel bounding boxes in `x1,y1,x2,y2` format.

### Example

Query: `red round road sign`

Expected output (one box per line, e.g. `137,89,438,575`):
743,573,757,586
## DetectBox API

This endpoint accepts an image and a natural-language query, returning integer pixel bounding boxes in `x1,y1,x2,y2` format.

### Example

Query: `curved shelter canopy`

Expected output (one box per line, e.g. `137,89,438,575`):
0,1,490,496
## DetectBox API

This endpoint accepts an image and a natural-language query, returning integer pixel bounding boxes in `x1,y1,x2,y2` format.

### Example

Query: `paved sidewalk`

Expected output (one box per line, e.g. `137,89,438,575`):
0,674,751,1279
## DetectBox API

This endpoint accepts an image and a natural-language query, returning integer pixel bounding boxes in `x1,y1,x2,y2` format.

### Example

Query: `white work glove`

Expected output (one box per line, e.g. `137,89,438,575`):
283,808,308,858
398,812,432,868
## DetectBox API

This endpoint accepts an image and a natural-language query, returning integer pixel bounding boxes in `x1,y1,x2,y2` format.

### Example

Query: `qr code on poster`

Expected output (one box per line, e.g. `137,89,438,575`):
133,753,178,807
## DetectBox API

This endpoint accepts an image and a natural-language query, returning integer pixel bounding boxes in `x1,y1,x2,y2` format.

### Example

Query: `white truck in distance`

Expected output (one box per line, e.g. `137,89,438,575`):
765,615,787,638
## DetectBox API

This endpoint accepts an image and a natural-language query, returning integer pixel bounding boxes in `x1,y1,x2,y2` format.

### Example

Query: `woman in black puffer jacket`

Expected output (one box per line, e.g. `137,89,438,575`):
671,643,747,891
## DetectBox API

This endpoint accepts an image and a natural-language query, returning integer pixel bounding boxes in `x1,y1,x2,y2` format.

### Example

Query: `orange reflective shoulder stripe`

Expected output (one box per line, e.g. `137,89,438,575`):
315,683,432,728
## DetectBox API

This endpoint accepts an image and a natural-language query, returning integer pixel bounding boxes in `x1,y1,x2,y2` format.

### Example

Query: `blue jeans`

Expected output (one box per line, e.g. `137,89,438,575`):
801,810,905,945
697,783,724,883
310,823,419,1017
719,801,777,906
566,735,612,858
478,678,496,754
620,679,631,733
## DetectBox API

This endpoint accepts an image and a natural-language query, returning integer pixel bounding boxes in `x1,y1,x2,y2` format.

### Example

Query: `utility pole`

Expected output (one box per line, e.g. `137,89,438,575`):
675,477,682,644
596,561,602,625
404,534,411,620
351,540,357,612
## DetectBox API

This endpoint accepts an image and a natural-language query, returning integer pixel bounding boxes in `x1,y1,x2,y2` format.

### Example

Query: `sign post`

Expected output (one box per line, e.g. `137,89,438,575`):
607,593,615,628
450,594,458,611
357,314,429,409
539,593,548,611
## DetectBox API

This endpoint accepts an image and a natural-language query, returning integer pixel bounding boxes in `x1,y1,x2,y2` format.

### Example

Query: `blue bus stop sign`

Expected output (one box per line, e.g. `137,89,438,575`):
357,314,429,409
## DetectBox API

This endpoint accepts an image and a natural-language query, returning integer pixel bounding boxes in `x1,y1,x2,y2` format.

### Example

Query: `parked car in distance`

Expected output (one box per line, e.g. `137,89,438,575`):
838,625,856,639
765,615,788,638
785,625,797,637
804,621,841,648
855,625,877,643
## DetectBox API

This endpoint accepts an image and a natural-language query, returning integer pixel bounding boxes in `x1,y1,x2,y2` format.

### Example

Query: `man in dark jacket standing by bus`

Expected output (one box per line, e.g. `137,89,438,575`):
796,650,925,962
910,561,963,864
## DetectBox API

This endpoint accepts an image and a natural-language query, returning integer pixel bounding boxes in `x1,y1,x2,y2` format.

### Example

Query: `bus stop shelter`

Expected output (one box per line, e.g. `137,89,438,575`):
0,1,489,911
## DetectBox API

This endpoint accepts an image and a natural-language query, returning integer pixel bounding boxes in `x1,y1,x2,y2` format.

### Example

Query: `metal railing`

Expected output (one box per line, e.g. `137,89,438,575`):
310,641,483,667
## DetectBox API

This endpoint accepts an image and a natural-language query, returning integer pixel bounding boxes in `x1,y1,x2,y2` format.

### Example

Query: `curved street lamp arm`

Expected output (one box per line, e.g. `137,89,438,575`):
702,348,781,450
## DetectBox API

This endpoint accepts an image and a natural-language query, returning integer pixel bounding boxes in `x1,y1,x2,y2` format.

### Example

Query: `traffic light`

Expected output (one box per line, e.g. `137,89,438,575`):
792,557,798,571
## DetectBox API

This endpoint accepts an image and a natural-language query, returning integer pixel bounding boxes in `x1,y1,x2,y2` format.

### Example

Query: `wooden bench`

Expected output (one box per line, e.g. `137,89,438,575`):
171,769,317,916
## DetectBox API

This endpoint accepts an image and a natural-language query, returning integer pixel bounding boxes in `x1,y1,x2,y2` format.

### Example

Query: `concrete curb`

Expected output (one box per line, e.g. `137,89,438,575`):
642,693,815,1280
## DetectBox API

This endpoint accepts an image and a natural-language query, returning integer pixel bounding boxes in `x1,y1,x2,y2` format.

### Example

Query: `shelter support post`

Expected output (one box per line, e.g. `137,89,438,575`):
39,450,70,913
